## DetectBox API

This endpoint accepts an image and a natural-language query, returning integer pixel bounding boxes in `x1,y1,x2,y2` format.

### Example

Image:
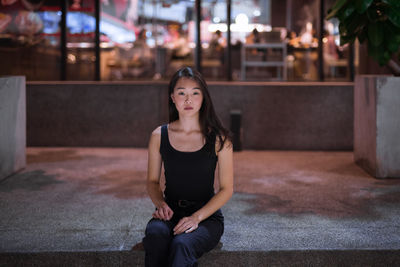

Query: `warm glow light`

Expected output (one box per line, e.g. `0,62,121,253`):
327,22,334,35
189,42,196,49
213,17,221,23
230,23,251,32
253,9,261,16
235,13,249,25
208,23,228,32
306,22,313,32
323,37,328,43
208,23,272,33
100,42,113,48
67,54,76,63
255,25,264,32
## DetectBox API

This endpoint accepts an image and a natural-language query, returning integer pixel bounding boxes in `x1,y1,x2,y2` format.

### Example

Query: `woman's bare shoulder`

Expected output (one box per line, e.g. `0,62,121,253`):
149,126,163,146
215,134,233,154
151,125,162,136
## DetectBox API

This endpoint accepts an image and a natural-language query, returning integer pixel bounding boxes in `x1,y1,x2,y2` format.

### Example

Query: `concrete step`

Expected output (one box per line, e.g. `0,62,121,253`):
2,149,400,267
1,249,400,266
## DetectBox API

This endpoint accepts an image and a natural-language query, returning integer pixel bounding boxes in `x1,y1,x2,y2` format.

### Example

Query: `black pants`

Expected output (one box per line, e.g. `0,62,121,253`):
142,210,224,267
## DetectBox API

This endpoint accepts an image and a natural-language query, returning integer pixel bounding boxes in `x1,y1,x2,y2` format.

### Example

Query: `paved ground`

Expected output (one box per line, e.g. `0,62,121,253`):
1,148,400,265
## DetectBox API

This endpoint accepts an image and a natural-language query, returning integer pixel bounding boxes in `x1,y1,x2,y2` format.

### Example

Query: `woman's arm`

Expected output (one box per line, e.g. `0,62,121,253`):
173,138,233,235
147,126,173,221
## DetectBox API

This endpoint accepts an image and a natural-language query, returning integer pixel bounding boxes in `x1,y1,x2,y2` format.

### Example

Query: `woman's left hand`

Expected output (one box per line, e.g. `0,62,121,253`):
173,215,200,235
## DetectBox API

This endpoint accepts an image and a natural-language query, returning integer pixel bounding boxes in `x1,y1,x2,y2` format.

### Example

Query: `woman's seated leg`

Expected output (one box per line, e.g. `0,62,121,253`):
143,218,174,267
168,218,223,267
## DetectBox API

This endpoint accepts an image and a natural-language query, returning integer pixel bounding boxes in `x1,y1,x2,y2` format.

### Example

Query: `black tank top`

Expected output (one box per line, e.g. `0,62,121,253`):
160,124,218,203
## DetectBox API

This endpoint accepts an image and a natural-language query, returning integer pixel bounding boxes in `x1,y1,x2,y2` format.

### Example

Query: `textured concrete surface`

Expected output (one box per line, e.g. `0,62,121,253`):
27,82,353,150
1,148,400,266
2,250,400,267
0,76,26,181
376,77,400,177
354,75,400,178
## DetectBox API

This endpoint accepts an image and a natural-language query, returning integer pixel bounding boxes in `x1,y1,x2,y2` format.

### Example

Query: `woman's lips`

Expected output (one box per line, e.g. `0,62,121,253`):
184,107,193,110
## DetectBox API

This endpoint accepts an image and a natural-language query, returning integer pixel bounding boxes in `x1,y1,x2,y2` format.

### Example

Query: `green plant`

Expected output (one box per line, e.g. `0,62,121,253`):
327,0,400,75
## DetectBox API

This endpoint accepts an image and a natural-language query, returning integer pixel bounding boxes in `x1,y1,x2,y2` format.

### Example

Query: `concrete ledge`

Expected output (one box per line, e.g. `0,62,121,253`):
2,148,400,266
27,81,353,150
354,75,400,178
1,250,399,266
0,76,26,181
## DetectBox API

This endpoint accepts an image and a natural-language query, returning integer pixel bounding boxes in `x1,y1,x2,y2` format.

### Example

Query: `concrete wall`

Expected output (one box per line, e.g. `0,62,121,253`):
210,82,353,150
27,81,353,150
354,76,400,178
27,81,168,147
376,77,400,177
0,76,26,180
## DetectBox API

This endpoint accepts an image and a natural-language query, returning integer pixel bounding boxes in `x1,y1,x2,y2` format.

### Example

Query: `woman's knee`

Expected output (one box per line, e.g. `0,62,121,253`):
145,219,172,237
170,233,197,255
171,234,189,246
143,219,172,252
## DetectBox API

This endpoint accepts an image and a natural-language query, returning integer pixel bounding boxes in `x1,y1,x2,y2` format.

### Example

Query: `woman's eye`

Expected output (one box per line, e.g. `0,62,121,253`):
178,92,185,96
193,91,200,95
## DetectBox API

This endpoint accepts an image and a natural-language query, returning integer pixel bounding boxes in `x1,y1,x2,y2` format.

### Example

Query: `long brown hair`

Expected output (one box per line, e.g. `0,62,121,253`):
168,67,231,151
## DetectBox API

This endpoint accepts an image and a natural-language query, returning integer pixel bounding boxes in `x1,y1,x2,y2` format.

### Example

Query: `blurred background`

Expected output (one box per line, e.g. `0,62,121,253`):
0,0,362,82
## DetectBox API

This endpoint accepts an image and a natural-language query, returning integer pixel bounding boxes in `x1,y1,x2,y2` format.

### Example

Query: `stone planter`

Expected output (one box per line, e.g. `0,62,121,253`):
0,76,26,180
354,75,400,178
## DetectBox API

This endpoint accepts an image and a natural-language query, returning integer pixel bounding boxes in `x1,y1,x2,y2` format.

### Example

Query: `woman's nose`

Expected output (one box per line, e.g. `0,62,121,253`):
185,96,192,103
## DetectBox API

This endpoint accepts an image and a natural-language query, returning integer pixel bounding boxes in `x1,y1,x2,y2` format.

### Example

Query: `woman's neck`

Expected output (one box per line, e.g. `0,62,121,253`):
174,116,201,133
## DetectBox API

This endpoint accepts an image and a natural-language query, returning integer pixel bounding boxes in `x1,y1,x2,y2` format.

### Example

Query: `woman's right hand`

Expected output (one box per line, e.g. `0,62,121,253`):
153,202,174,221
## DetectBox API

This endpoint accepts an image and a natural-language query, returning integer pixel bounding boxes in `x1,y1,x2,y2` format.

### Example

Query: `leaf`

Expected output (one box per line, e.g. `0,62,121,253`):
368,22,384,46
331,0,349,10
366,5,380,22
344,12,366,36
343,12,358,33
386,31,400,53
386,21,400,34
355,0,374,14
330,0,400,67
358,27,368,43
343,5,356,19
387,40,399,53
339,23,347,36
384,51,391,61
388,8,400,27
340,34,356,46
384,25,400,53
380,51,391,65
326,0,348,19
383,0,400,8
337,2,356,21
379,58,387,66
368,43,383,63
369,43,391,66
395,35,400,43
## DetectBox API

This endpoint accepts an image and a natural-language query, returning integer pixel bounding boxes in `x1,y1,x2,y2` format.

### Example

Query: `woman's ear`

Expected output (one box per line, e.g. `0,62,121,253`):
171,94,175,103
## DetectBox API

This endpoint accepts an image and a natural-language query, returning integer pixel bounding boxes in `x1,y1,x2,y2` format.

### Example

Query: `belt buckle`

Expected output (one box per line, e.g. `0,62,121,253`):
178,199,189,208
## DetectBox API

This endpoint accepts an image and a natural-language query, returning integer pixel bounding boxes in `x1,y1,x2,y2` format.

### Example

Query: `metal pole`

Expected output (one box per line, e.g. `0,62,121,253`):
226,0,232,81
195,0,202,73
95,0,101,81
60,0,67,80
318,0,325,81
286,0,292,31
349,42,355,81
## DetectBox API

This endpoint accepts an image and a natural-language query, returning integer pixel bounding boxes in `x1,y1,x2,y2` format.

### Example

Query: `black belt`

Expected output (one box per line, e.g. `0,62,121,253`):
168,199,204,208
177,199,197,208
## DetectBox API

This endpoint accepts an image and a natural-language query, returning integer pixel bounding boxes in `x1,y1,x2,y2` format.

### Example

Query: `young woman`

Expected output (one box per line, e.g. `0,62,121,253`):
143,67,234,266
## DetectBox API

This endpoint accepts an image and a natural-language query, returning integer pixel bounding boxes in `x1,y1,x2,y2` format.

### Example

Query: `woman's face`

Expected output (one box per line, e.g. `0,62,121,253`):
171,78,203,117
